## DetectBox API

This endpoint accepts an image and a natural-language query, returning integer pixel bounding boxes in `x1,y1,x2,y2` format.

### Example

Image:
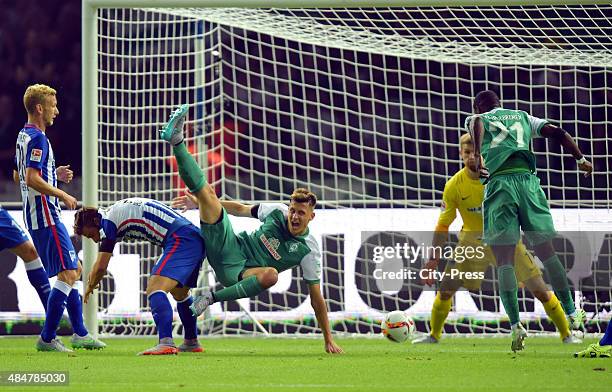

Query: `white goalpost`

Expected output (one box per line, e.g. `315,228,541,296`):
82,0,611,338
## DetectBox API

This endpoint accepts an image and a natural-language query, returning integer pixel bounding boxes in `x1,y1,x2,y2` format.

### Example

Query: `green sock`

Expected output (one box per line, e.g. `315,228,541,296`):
543,255,576,315
498,265,520,325
213,276,264,302
173,142,206,193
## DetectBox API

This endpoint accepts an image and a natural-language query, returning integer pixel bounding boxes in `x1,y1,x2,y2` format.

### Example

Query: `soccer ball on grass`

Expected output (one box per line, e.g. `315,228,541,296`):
381,311,415,343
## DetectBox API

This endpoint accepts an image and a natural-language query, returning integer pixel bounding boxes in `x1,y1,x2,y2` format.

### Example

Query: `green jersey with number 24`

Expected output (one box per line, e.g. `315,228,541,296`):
465,108,549,177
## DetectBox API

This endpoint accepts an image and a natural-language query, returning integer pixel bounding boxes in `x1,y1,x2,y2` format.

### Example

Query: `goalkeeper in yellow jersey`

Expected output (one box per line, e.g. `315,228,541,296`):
413,133,581,345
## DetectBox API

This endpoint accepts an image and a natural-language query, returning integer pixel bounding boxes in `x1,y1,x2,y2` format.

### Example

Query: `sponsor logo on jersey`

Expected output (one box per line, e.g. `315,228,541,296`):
288,242,299,253
467,206,482,213
69,250,77,261
30,149,43,162
260,234,281,260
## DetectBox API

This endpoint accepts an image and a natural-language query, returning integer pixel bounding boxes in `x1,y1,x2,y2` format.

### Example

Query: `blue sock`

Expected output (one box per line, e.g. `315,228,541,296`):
177,296,197,340
24,258,51,311
40,280,72,342
149,291,173,340
600,321,612,346
66,287,88,337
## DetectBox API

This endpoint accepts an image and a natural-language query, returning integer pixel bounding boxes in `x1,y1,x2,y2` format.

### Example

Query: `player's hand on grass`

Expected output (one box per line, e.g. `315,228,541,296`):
61,192,78,210
420,258,439,286
56,165,74,183
171,189,198,212
578,159,593,177
325,340,344,354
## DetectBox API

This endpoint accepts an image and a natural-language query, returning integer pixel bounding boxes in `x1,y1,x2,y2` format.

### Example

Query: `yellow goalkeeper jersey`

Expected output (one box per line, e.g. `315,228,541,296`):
437,167,484,242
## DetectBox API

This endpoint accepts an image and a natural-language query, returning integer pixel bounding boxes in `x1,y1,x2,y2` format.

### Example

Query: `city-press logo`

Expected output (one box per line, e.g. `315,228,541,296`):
260,234,282,260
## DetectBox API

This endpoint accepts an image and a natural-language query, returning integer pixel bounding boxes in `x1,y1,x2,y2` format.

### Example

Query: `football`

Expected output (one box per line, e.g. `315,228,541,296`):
381,311,415,343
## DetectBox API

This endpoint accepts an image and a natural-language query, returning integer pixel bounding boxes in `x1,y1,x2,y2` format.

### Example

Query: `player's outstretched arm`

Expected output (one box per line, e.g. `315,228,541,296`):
84,252,112,304
540,124,593,177
220,200,254,218
308,283,343,354
468,117,489,179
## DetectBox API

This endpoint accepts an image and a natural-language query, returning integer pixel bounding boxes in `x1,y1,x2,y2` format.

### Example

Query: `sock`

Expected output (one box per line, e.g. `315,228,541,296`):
430,292,452,341
498,265,520,326
213,275,264,302
24,258,50,311
543,255,576,315
600,321,612,346
177,296,197,340
40,280,72,343
66,286,88,337
542,294,570,339
173,142,206,193
149,291,173,340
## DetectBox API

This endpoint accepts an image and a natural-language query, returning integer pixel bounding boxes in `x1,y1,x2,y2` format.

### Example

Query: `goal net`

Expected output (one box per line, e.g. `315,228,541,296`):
90,3,611,337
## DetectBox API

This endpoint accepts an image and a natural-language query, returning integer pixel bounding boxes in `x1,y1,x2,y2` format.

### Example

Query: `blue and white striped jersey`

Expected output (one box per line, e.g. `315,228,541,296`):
99,198,191,247
15,124,61,231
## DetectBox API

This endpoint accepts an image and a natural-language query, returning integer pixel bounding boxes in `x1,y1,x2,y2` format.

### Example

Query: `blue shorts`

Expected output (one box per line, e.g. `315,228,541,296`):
151,224,206,288
30,223,79,278
0,208,30,250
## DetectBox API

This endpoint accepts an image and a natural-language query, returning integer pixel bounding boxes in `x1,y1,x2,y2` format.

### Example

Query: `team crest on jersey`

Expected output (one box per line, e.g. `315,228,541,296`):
30,149,43,162
440,201,446,210
260,234,282,260
69,250,77,262
288,242,299,253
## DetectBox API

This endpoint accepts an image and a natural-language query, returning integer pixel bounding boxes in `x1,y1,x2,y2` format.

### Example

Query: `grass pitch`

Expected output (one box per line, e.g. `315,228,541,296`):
0,336,609,391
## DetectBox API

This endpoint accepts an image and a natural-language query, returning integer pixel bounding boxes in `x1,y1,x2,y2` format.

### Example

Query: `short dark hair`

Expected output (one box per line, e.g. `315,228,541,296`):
74,207,102,235
290,188,317,207
473,90,500,113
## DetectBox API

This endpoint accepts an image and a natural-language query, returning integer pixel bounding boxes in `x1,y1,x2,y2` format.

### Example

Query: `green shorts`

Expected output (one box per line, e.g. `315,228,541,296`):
200,209,248,287
483,172,556,246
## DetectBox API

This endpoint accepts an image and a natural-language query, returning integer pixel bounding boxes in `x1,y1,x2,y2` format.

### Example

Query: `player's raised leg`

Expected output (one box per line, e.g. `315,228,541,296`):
159,104,222,225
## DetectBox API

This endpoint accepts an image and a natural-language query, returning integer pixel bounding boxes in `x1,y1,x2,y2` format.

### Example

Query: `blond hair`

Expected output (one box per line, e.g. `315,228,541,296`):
23,84,56,115
459,133,473,150
290,188,317,207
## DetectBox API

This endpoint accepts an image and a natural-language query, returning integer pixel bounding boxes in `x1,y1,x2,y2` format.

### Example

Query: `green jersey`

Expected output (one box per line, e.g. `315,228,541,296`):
237,203,321,284
465,108,549,177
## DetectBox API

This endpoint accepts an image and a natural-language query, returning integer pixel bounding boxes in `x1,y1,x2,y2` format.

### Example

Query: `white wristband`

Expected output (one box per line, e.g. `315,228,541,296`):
576,156,587,165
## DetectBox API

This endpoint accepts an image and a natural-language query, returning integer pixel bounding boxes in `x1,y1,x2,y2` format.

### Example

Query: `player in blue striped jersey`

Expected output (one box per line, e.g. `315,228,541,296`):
14,84,105,352
75,198,206,355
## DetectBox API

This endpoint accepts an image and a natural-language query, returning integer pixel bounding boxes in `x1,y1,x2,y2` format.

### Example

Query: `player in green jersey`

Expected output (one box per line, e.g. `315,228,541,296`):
467,90,593,352
159,105,343,354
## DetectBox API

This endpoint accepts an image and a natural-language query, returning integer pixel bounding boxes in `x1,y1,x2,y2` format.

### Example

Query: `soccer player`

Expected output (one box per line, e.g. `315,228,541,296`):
159,105,343,354
467,90,593,351
14,84,105,352
0,205,50,310
414,133,580,345
75,198,206,355
574,321,611,358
